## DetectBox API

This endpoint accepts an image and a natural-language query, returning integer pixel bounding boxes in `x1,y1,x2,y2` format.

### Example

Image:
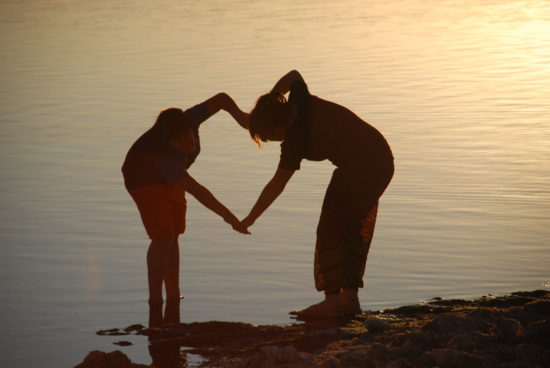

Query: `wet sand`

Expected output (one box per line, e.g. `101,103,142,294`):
76,290,550,367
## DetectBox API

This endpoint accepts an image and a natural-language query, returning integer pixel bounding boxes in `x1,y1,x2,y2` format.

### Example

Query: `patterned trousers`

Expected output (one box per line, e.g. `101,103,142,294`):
314,162,393,292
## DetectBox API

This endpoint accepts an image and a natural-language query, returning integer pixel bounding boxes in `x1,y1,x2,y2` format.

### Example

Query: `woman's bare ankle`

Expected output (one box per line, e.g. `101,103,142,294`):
341,288,358,300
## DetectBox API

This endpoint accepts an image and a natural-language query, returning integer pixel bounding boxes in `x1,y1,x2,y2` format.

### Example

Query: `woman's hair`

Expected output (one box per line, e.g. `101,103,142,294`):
249,91,291,146
152,108,193,154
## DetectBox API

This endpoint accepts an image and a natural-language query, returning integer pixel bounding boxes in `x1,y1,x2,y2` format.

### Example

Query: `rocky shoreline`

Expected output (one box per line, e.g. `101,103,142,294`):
76,290,550,367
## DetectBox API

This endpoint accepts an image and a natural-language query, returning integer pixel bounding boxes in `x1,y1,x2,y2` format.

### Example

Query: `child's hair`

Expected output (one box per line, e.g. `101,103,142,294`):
152,108,193,154
249,91,291,146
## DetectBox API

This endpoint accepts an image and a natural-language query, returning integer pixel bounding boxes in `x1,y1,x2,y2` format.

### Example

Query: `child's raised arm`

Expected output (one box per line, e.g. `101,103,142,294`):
177,174,250,234
202,92,249,130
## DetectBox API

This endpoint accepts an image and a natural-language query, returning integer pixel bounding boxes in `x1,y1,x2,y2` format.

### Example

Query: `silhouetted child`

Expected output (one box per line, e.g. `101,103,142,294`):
122,93,249,308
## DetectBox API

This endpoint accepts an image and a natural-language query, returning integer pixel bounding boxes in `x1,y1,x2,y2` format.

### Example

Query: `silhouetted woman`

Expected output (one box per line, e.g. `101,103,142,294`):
240,70,394,318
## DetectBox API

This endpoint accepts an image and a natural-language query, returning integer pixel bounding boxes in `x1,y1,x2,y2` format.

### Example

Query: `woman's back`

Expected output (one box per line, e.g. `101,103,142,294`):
306,95,393,171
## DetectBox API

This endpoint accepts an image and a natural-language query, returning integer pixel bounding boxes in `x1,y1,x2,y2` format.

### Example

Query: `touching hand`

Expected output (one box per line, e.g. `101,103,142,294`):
237,216,254,234
234,220,251,235
224,214,251,234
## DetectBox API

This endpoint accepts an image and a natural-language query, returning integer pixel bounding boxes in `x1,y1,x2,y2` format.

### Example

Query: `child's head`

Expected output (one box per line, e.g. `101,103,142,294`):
249,91,292,146
153,108,195,154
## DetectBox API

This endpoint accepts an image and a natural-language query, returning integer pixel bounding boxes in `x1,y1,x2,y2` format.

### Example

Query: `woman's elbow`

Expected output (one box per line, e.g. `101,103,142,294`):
216,92,229,100
288,70,303,81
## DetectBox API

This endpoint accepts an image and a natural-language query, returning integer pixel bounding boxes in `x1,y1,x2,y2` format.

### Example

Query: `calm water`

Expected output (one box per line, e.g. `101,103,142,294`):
1,0,549,366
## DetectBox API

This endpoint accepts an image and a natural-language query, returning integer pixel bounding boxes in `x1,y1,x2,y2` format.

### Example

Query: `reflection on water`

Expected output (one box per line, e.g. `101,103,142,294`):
147,299,198,368
1,0,549,366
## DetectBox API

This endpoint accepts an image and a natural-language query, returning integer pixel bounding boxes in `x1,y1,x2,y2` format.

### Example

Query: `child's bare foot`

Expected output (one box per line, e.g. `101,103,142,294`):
148,300,163,328
290,294,341,319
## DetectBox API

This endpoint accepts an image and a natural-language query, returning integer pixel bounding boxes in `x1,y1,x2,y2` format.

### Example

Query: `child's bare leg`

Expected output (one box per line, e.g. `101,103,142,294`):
164,298,180,325
148,299,163,328
147,238,173,304
164,238,181,301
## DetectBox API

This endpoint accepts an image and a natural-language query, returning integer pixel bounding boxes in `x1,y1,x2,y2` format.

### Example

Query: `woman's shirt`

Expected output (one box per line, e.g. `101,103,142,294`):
122,103,210,192
278,81,393,173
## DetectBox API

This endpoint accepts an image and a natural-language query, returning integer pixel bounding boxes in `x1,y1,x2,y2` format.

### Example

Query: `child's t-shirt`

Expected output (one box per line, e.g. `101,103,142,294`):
122,103,210,192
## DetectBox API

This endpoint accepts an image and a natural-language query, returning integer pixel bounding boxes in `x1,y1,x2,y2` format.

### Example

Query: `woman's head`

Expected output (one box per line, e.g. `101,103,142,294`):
152,108,195,154
249,91,292,146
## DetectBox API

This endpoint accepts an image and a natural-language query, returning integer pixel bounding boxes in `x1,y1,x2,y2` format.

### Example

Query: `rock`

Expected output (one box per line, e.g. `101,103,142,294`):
75,351,109,368
338,351,368,367
498,359,537,368
491,317,522,343
389,340,424,360
428,298,474,307
394,331,438,351
469,330,495,346
514,343,546,365
422,313,467,334
365,318,390,332
447,333,476,352
113,341,133,346
423,311,493,336
319,356,341,368
74,350,147,368
339,321,368,337
511,290,549,298
524,319,550,342
385,304,435,316
489,343,516,363
239,345,319,367
96,328,128,336
366,343,389,361
479,296,534,308
124,324,145,333
415,351,437,367
524,300,550,316
427,348,484,368
500,306,529,322
386,358,414,368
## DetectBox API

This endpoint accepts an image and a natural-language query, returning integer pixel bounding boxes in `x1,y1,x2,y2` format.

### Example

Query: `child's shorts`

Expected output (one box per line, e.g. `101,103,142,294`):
129,184,187,240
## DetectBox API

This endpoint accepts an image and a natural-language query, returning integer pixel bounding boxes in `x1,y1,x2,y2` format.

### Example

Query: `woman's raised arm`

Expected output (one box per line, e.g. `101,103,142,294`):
203,92,249,129
270,70,305,96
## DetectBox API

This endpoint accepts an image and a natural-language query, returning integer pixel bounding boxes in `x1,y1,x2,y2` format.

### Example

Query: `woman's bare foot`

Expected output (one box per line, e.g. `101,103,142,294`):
290,294,341,319
340,288,362,315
